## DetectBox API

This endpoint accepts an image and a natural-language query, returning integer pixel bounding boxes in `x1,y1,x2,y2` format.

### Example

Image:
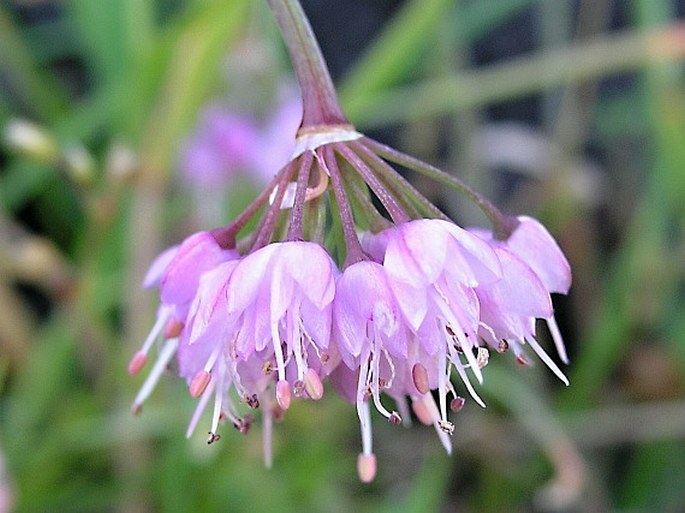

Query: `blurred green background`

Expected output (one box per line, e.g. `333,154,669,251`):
2,0,685,512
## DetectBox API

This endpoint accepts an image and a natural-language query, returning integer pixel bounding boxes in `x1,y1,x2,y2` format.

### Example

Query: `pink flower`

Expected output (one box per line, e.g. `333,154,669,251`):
128,231,237,412
469,216,572,370
364,219,502,428
333,261,457,481
224,241,338,409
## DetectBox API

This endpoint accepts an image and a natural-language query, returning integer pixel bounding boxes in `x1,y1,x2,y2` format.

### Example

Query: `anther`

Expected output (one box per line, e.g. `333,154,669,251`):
304,368,324,400
233,415,254,435
388,411,402,425
438,420,455,435
262,360,274,375
207,432,221,444
131,403,143,416
320,352,330,364
293,379,305,397
276,380,292,410
357,453,377,483
189,370,211,398
128,352,148,375
476,347,490,369
244,394,260,409
164,318,184,339
450,396,466,413
498,340,509,353
411,363,430,395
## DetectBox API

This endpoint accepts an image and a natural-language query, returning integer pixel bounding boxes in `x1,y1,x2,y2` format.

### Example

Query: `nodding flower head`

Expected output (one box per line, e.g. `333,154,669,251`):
129,0,572,484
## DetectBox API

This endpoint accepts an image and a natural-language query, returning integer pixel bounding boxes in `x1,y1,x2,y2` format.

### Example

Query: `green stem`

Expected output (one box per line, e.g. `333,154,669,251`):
267,0,348,126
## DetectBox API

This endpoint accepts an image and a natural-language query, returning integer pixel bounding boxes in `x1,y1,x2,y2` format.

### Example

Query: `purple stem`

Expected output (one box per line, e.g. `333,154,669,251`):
334,143,410,224
211,163,293,249
286,151,314,241
250,160,298,251
323,146,366,266
267,0,348,127
363,138,518,238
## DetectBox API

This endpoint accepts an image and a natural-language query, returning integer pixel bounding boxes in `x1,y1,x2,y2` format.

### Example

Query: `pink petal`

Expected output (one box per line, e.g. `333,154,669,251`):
143,245,179,288
508,216,571,294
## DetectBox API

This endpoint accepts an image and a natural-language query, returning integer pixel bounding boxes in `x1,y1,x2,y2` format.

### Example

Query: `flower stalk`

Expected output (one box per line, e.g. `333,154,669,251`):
267,0,348,127
129,0,573,486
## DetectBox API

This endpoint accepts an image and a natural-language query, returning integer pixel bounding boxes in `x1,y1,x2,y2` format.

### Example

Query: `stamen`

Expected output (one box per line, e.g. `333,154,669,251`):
262,360,275,375
293,380,305,397
263,408,273,469
546,316,570,364
163,317,184,339
437,343,449,423
233,415,253,435
370,352,396,420
304,368,324,400
207,432,221,444
369,329,397,420
498,340,510,353
525,336,570,385
413,394,452,454
357,453,377,483
128,351,147,376
209,361,226,439
412,363,430,395
356,366,374,463
450,396,466,413
450,346,487,408
395,396,412,427
131,338,178,412
380,350,396,389
140,306,172,355
476,347,490,369
271,322,287,381
359,400,373,456
244,394,260,409
276,380,292,410
438,420,455,435
434,298,482,384
189,370,211,398
186,379,216,438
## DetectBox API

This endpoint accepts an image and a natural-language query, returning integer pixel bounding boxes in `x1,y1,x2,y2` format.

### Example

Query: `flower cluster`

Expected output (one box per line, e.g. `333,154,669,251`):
129,124,571,482
129,0,572,484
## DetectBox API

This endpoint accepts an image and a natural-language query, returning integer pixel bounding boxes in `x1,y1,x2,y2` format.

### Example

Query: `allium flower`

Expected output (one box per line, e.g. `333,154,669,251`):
128,231,237,413
468,216,572,370
221,241,338,408
129,0,573,483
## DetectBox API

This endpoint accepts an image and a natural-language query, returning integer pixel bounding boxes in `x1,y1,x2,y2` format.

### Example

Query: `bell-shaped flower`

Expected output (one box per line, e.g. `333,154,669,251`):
224,241,337,410
364,219,501,431
128,231,237,413
469,216,572,367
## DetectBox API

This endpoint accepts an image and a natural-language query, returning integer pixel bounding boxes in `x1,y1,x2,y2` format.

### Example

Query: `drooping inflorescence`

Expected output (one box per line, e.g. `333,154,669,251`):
128,0,572,483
